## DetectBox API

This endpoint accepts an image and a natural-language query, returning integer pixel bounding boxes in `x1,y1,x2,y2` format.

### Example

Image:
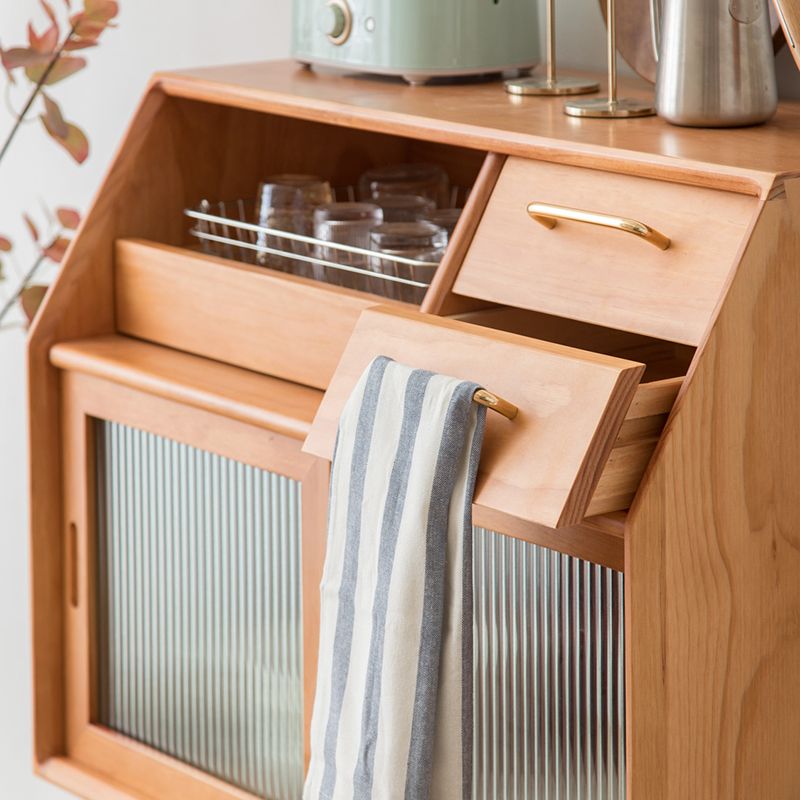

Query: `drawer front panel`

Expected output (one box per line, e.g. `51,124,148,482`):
453,158,757,345
115,239,403,391
304,306,644,528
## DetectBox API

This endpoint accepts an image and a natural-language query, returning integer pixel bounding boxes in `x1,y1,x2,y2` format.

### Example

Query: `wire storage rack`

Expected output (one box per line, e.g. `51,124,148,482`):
184,188,467,305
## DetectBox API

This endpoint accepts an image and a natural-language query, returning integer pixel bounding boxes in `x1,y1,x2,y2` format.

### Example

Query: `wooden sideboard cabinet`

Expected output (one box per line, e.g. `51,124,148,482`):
27,60,800,800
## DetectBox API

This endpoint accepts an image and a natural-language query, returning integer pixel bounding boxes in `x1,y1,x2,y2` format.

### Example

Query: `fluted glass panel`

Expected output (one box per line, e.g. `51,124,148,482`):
473,527,625,800
95,420,304,799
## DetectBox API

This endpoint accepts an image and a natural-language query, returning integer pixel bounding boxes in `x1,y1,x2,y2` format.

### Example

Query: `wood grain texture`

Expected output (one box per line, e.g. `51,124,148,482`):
453,157,758,345
472,506,626,572
38,757,144,800
50,335,323,440
26,86,174,766
451,306,694,381
774,0,800,70
115,239,411,390
156,60,800,195
422,151,505,316
60,370,327,798
304,305,645,528
626,182,800,799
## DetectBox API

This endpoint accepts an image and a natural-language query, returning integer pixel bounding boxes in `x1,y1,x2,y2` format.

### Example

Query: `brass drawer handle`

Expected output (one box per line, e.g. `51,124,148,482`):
527,202,671,250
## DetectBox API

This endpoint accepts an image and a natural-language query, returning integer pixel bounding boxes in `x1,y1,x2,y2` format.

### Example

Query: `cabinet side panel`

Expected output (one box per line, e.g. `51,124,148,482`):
626,189,800,799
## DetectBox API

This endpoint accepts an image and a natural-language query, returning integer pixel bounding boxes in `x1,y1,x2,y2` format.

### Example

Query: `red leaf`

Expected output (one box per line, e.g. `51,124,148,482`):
23,214,40,243
56,207,81,229
41,92,68,137
69,0,118,40
84,0,119,20
1,47,51,70
43,236,71,263
0,236,12,252
20,285,49,324
62,38,97,51
28,21,59,54
25,54,86,84
40,0,59,26
42,116,89,163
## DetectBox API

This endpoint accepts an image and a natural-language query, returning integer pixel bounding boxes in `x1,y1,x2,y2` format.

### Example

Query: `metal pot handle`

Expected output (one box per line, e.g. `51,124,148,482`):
650,0,662,62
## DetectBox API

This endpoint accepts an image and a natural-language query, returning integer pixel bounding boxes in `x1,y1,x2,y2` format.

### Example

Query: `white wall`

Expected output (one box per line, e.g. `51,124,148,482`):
0,4,291,797
0,2,798,797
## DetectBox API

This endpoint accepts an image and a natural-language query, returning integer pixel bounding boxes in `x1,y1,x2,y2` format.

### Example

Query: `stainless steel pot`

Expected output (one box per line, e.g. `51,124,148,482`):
654,0,778,127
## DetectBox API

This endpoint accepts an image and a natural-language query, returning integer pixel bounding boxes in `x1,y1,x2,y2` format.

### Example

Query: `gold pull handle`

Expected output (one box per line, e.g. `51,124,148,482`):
473,389,518,420
527,202,671,250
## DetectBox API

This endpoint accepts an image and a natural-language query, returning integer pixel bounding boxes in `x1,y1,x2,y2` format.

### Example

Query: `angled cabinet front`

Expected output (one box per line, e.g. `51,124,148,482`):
304,306,646,529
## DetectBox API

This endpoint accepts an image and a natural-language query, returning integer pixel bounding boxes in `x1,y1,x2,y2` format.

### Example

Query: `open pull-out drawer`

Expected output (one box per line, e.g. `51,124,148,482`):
451,157,758,346
303,306,650,529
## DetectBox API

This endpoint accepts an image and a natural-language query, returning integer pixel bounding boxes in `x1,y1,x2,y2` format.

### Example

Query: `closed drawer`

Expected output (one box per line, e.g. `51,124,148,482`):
304,306,649,529
452,158,757,345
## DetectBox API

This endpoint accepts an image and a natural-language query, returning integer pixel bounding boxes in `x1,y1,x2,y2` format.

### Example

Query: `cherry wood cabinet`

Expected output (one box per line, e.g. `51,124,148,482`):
28,60,800,799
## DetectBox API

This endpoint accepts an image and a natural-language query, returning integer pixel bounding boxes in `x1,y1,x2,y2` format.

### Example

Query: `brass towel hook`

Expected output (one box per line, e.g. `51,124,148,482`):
473,389,518,420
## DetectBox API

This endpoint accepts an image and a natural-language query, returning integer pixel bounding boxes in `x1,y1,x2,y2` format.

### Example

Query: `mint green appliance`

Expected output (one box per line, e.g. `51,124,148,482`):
292,0,539,85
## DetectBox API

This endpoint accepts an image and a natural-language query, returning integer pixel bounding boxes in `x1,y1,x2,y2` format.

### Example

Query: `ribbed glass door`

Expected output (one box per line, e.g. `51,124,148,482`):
94,420,305,799
472,528,626,799
92,420,624,800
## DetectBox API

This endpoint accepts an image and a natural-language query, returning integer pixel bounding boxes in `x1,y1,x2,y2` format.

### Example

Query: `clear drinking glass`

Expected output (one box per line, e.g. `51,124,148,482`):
256,174,332,275
373,194,436,223
369,221,447,304
313,202,383,291
358,163,450,207
422,208,462,237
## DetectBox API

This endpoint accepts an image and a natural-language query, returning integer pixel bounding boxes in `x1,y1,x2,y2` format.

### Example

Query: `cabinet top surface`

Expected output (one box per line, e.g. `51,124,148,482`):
158,59,800,191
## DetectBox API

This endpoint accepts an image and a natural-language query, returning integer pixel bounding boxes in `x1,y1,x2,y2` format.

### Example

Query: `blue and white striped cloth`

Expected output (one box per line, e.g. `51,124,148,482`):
304,356,487,800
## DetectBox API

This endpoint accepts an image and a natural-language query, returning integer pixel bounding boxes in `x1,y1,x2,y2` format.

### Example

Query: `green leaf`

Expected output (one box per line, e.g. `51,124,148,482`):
56,207,81,229
25,54,86,84
20,284,49,323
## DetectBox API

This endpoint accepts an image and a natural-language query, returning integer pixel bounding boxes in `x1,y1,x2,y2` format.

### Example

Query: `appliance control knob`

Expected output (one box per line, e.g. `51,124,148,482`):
320,0,352,46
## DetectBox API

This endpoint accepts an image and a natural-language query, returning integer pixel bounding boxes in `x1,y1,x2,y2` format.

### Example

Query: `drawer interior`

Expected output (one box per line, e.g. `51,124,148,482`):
450,306,690,516
160,97,488,309
305,305,688,529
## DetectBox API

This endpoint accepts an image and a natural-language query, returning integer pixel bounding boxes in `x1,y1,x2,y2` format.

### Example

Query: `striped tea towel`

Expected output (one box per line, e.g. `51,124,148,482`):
304,356,487,800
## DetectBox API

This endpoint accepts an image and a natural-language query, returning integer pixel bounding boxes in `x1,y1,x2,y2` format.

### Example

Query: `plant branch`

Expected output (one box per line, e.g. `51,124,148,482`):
0,251,47,325
0,24,76,168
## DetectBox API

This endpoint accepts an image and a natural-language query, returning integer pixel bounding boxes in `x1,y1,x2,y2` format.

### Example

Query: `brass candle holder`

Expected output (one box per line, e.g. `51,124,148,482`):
505,0,599,96
564,0,655,117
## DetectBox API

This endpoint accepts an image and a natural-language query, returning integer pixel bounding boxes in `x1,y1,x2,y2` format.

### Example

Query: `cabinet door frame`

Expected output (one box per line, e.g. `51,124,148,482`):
60,369,327,799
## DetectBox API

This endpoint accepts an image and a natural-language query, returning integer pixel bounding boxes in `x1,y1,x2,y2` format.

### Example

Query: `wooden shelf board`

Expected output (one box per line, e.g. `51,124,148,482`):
155,60,800,194
50,335,323,441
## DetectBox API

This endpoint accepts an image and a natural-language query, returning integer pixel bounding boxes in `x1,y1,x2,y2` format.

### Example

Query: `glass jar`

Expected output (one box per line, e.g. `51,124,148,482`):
313,202,383,290
369,221,447,303
256,174,332,275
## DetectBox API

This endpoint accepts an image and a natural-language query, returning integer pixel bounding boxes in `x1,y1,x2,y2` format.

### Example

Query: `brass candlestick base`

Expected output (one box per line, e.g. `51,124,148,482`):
505,76,600,96
564,96,655,118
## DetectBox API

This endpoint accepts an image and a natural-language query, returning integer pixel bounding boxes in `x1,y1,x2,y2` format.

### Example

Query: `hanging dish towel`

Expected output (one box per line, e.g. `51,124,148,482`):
304,356,486,800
